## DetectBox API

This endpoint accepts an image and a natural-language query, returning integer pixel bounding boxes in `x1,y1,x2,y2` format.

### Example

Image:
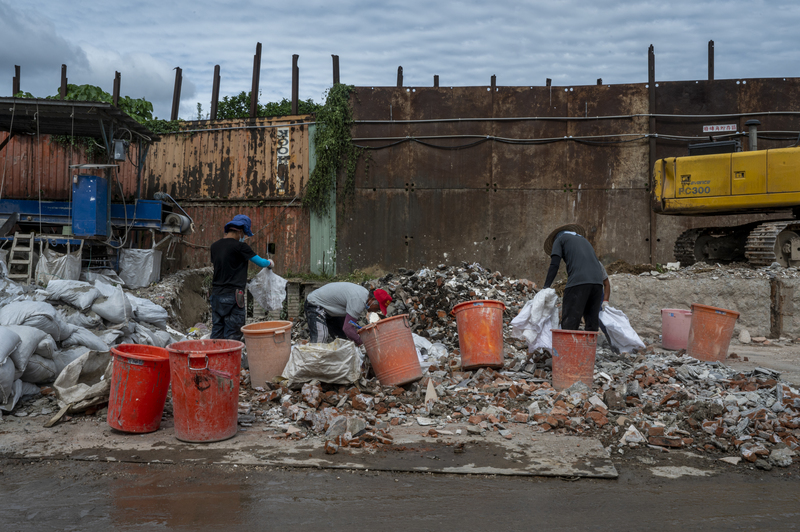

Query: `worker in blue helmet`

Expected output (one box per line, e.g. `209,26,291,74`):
209,214,274,341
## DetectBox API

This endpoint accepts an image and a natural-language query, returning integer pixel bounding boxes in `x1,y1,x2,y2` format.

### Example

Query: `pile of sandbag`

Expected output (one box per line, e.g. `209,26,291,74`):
0,275,181,412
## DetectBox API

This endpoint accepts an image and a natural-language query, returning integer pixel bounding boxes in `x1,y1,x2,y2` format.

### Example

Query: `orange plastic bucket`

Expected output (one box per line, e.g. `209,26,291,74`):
241,320,292,389
452,300,506,370
687,304,740,362
551,329,598,391
661,309,692,350
166,339,243,443
358,314,423,387
108,344,170,433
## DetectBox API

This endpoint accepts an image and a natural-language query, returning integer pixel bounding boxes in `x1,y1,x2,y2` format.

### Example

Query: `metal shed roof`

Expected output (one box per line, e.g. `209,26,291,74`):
0,97,159,141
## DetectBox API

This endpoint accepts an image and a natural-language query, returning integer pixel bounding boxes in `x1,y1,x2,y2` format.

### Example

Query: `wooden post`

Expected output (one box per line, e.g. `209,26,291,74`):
434,75,439,87
397,66,403,87
210,65,221,120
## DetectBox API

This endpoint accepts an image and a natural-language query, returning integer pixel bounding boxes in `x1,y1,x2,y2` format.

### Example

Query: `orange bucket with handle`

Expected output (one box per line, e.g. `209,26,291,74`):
166,339,243,443
241,320,292,389
358,314,423,387
687,304,739,362
452,299,506,370
108,344,171,434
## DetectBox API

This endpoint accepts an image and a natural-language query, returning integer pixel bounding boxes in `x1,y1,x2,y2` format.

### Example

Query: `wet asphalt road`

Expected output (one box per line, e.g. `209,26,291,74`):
2,459,799,531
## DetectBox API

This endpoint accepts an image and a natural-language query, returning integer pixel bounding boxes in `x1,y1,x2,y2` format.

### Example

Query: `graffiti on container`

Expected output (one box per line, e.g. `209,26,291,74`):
276,127,290,195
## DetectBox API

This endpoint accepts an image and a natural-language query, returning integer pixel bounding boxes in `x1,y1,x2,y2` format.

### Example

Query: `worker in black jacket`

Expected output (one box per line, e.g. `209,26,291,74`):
210,214,274,341
542,224,609,331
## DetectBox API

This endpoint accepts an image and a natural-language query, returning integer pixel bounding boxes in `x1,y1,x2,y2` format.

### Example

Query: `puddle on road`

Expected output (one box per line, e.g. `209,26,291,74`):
1,460,798,530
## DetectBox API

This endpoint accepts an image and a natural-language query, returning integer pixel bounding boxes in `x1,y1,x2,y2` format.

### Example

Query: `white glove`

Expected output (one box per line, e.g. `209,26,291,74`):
601,301,609,311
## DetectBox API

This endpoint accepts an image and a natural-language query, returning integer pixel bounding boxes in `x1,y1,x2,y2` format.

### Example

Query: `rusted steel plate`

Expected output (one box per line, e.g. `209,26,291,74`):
174,201,309,275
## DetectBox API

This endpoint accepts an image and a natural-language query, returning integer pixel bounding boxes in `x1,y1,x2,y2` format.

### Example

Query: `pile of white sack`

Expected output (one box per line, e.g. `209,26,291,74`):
0,274,183,413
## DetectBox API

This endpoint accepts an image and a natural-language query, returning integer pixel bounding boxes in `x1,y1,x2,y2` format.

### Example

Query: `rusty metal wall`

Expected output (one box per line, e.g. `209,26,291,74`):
339,79,800,282
167,201,309,276
143,116,312,200
0,132,140,199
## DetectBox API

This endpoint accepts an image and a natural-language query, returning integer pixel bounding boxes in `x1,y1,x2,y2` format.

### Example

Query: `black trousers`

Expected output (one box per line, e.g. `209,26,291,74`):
560,284,603,331
305,300,347,343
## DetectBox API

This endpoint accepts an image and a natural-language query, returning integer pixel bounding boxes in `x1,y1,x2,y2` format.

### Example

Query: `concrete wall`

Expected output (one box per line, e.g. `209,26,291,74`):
609,274,771,338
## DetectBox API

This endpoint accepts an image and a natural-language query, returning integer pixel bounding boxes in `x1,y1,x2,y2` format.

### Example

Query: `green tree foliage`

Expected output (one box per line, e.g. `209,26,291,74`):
215,91,321,119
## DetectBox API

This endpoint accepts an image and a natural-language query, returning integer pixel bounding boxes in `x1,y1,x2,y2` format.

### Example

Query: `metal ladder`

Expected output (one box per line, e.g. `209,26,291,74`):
8,232,35,284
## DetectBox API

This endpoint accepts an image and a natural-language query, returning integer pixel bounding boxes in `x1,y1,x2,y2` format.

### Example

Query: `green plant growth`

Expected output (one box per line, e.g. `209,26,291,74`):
304,84,359,215
14,84,183,158
215,92,321,120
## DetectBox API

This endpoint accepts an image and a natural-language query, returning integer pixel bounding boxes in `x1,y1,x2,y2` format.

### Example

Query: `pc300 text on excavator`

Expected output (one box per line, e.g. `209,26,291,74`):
652,123,800,268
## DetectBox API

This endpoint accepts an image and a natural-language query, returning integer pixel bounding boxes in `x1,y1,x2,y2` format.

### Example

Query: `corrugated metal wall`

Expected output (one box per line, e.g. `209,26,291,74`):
338,79,800,281
0,132,140,199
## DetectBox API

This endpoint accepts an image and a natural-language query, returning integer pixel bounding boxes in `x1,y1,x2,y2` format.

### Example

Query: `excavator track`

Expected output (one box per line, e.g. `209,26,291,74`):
744,221,800,267
673,228,705,266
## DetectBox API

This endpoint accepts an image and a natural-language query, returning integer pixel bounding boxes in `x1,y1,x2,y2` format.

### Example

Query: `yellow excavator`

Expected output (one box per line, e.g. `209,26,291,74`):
652,123,800,267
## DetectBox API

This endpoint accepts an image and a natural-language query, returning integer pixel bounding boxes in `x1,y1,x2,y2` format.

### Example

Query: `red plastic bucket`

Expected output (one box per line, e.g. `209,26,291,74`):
687,304,740,362
108,344,170,433
241,320,292,389
452,300,506,370
358,314,423,387
167,339,243,443
661,309,692,350
551,329,598,391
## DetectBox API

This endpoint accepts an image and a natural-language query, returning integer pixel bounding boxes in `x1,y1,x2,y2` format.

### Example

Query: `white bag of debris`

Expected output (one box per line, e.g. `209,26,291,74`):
53,346,91,375
91,281,133,324
45,280,100,310
36,245,81,285
133,323,172,348
59,307,103,329
125,293,169,328
21,354,58,383
412,333,447,370
283,339,363,385
35,335,58,359
0,301,73,341
62,326,109,352
118,248,162,289
511,288,559,352
4,325,47,379
0,358,16,404
0,326,22,364
0,249,8,277
599,306,646,353
81,269,125,287
248,268,287,311
54,350,112,413
0,377,22,411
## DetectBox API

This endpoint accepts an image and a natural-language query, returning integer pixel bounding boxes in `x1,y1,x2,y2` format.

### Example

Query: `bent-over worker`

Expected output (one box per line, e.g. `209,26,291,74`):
304,282,392,346
210,214,274,341
542,224,607,331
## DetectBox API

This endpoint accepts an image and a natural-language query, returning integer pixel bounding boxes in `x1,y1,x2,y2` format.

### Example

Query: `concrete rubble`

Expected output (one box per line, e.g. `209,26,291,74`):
1,261,798,472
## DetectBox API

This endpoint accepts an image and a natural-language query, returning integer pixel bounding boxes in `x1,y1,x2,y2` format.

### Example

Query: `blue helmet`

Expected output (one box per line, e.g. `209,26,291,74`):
224,214,254,236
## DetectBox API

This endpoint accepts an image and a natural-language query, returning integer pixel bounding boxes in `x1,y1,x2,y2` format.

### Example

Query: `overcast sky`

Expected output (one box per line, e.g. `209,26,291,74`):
2,1,799,120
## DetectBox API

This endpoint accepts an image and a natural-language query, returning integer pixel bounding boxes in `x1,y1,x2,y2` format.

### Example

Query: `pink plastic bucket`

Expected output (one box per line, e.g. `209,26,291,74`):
661,309,692,351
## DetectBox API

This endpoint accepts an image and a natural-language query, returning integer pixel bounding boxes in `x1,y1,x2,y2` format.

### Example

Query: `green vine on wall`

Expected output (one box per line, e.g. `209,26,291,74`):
304,84,359,215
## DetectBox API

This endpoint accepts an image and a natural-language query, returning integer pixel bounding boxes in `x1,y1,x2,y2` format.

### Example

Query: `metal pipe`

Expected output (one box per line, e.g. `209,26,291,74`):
291,54,299,115
332,55,340,85
171,67,182,121
60,65,67,100
648,44,657,266
397,66,403,87
210,65,221,120
250,43,262,118
13,65,20,95
112,71,120,107
434,75,439,87
746,119,761,151
708,40,715,82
